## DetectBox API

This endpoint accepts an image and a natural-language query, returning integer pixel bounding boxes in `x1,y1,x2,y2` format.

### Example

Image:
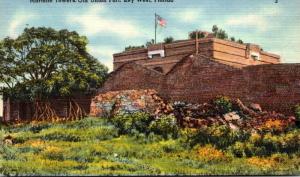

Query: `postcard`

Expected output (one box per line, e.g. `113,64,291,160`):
0,0,299,176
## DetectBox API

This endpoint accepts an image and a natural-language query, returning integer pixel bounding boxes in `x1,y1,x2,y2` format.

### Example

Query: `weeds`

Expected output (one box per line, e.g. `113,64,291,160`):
0,117,299,175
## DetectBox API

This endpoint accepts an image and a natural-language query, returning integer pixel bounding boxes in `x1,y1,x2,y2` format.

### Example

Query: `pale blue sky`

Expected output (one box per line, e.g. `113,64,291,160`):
0,0,300,71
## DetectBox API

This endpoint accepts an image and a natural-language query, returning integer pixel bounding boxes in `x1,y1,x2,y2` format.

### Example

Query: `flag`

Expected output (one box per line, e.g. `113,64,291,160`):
154,14,167,44
156,14,167,27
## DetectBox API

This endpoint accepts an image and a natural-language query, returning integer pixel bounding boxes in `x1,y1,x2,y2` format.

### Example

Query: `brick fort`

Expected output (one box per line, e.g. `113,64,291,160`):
100,32,300,115
2,31,300,121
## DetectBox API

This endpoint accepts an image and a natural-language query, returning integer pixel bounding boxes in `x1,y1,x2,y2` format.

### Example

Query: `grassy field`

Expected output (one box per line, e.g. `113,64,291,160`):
0,117,300,175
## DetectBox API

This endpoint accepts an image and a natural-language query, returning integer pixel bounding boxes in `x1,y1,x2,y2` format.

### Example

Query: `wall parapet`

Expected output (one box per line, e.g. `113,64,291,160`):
113,37,280,72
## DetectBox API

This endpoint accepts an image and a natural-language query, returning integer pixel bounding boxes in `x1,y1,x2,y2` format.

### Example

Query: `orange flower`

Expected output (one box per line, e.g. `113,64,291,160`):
259,119,286,132
196,145,226,162
247,157,277,169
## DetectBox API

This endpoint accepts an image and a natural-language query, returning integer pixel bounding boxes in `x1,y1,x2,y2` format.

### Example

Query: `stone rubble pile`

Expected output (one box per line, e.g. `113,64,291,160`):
90,90,296,131
90,89,172,118
173,99,295,131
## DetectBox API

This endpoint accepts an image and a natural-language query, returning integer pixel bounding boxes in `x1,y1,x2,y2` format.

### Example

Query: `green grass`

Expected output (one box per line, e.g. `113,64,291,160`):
0,117,299,175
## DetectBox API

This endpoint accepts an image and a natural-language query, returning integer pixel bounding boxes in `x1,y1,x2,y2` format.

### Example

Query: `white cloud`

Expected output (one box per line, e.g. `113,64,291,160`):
169,29,187,39
260,6,281,16
275,31,300,63
67,6,146,38
88,45,120,71
102,60,114,72
176,8,202,23
8,11,35,38
226,15,268,31
225,6,281,32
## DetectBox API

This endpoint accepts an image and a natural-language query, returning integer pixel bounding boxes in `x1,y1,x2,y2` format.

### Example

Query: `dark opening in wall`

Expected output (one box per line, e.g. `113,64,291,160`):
153,67,164,73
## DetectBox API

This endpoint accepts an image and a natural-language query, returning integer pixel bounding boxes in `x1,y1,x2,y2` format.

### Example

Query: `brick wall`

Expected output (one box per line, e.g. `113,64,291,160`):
162,56,300,114
100,62,163,93
2,95,92,122
102,55,300,115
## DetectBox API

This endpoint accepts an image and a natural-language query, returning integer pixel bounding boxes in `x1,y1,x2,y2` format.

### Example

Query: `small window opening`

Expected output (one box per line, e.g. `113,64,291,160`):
251,55,259,60
153,67,163,73
250,52,260,61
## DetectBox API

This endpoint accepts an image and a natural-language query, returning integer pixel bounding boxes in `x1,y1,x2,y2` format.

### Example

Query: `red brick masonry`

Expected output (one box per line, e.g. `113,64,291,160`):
101,54,300,115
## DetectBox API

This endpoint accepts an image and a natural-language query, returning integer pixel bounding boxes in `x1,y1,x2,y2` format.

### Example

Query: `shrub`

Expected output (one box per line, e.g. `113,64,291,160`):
149,114,179,139
186,125,250,149
228,142,267,157
147,132,164,143
260,133,280,154
259,131,299,154
270,153,289,163
178,128,199,149
249,133,262,144
229,130,300,157
228,142,244,157
161,140,184,153
135,132,164,144
278,130,300,153
110,112,152,134
213,96,232,114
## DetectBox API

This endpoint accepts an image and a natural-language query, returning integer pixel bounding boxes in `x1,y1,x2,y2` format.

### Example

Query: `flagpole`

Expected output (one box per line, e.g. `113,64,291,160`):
155,13,157,44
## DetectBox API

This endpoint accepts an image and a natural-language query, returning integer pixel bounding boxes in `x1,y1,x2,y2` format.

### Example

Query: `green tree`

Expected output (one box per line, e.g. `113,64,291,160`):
125,45,145,51
0,27,108,120
212,25,219,34
189,31,206,39
164,36,174,44
212,25,228,40
145,39,155,47
237,39,244,44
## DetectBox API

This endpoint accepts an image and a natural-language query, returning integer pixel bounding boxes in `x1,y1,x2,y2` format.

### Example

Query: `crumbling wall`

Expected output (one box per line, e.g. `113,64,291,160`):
102,55,300,115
